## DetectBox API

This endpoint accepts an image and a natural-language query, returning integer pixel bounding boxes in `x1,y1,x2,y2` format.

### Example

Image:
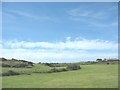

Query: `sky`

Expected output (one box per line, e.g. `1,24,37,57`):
1,2,118,63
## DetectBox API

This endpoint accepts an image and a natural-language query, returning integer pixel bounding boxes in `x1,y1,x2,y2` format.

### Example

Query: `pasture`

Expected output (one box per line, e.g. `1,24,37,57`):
2,64,118,88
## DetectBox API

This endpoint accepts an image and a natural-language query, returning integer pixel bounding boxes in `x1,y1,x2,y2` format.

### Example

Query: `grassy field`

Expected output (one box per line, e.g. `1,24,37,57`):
2,64,118,88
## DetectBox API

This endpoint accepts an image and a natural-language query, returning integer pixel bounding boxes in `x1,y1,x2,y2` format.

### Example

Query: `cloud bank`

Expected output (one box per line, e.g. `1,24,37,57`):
3,37,117,50
1,37,118,63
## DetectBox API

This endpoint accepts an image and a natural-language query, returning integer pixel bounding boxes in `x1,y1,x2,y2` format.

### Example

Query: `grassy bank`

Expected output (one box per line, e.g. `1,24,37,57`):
2,64,118,88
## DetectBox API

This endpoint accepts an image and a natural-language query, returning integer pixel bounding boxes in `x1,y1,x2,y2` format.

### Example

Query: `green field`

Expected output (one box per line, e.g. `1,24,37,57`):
2,64,118,88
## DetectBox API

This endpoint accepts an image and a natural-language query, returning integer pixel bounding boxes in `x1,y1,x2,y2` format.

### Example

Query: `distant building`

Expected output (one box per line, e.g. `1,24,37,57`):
96,59,102,62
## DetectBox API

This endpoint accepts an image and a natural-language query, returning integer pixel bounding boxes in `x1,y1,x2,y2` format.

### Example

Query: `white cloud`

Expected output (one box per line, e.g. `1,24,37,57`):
1,37,118,63
67,6,117,28
1,48,118,63
8,10,41,20
68,8,107,20
5,10,59,23
3,37,117,50
68,8,92,17
68,5,117,19
66,37,71,42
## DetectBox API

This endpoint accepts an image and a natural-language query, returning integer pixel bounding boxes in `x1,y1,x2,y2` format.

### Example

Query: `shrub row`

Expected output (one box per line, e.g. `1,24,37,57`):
67,64,81,70
0,58,34,68
1,65,81,76
48,68,68,73
0,70,20,76
1,63,32,68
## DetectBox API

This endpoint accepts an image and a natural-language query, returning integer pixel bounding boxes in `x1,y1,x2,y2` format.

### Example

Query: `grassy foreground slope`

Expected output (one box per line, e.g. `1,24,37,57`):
2,64,118,88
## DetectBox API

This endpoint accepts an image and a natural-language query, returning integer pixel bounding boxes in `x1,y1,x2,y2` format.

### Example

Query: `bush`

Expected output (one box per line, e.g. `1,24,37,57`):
2,63,11,67
50,68,60,72
0,58,7,61
48,68,68,73
2,70,20,76
67,64,81,70
1,58,34,68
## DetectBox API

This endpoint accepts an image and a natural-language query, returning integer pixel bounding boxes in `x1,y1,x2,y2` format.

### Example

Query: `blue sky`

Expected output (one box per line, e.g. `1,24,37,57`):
1,2,118,63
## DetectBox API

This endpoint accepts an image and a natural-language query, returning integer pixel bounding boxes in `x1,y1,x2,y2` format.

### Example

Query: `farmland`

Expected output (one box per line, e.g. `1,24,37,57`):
2,64,118,88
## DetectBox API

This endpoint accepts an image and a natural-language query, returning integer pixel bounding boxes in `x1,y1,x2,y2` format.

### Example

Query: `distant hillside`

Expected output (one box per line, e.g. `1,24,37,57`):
0,58,34,68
